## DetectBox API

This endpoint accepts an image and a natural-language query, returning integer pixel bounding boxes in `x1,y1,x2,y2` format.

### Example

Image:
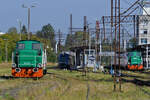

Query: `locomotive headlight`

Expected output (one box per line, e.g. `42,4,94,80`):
33,68,38,72
16,51,19,55
38,63,42,68
15,68,21,72
12,63,16,68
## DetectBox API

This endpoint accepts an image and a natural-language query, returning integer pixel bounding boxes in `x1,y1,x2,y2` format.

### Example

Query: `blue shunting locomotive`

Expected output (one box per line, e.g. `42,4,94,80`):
58,53,74,69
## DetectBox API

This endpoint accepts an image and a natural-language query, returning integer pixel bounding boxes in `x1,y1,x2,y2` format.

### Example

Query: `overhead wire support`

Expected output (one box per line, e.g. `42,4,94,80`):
121,0,140,15
114,0,117,92
101,0,148,92
102,16,106,41
118,0,122,92
133,15,136,38
138,1,150,17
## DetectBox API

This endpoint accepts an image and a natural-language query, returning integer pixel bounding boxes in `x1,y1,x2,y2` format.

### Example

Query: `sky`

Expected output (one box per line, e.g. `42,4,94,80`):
0,0,136,34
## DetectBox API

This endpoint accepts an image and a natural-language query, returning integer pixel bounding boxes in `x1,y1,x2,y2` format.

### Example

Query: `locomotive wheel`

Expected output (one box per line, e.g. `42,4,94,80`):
66,66,70,70
43,69,47,75
33,77,39,80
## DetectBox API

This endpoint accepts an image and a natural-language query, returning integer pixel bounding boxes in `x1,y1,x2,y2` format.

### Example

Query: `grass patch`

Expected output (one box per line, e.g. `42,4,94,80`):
0,64,150,100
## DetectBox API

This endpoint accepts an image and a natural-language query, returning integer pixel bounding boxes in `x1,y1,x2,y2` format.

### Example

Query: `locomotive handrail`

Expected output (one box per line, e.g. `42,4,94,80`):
12,52,14,64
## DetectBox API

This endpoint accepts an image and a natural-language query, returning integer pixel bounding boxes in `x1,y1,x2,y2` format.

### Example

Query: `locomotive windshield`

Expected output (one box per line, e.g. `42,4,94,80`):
17,43,25,50
32,43,41,50
136,52,141,56
59,54,69,62
128,52,141,57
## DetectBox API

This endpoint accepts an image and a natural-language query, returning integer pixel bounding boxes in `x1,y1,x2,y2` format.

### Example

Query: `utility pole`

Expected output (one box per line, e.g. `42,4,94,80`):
17,19,22,40
58,29,61,53
114,0,117,91
118,0,122,92
83,16,87,47
111,0,113,79
28,8,30,40
96,21,100,71
22,4,36,40
113,0,121,92
83,16,87,76
6,40,8,63
19,21,22,40
70,14,73,47
102,16,106,41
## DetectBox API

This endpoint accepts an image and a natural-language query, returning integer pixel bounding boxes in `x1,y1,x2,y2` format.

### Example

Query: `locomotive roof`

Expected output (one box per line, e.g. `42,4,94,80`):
17,40,41,43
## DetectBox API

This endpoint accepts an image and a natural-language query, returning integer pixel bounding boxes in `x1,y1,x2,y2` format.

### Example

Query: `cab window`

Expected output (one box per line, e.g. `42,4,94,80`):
136,52,141,56
32,43,41,50
17,43,25,50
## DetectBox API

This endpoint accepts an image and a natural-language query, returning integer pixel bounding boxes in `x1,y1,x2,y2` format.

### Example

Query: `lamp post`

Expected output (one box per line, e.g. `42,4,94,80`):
3,39,8,63
17,19,22,40
22,4,36,40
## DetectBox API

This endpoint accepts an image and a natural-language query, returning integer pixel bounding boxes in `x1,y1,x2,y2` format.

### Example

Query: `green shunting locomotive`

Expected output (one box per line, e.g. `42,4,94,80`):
127,51,143,70
12,40,47,78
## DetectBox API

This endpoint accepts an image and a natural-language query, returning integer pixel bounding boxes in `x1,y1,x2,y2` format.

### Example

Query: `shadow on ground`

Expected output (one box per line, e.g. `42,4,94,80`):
0,76,14,80
46,66,60,70
121,73,145,79
122,78,150,86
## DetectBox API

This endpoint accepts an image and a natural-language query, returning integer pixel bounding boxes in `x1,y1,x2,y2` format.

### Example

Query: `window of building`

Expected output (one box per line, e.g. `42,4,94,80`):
144,29,148,34
141,38,147,44
143,19,149,26
140,29,148,34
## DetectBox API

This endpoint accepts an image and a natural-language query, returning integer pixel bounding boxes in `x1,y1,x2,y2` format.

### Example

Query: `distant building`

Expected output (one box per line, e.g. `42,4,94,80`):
137,1,150,69
0,32,5,35
138,2,150,45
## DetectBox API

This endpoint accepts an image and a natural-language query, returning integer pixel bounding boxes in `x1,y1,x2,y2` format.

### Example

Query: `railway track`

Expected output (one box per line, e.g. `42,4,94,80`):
47,72,72,99
121,70,150,97
47,71,92,100
86,82,90,100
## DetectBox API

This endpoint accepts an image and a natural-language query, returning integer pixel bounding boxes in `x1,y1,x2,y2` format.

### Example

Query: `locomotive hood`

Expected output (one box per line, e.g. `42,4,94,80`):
15,50,42,67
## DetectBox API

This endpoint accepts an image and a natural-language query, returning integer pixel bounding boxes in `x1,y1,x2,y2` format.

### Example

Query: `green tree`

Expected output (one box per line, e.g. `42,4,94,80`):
128,37,137,48
7,27,17,34
65,31,89,50
36,24,55,49
65,34,73,50
102,39,111,52
21,25,27,34
36,30,42,37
